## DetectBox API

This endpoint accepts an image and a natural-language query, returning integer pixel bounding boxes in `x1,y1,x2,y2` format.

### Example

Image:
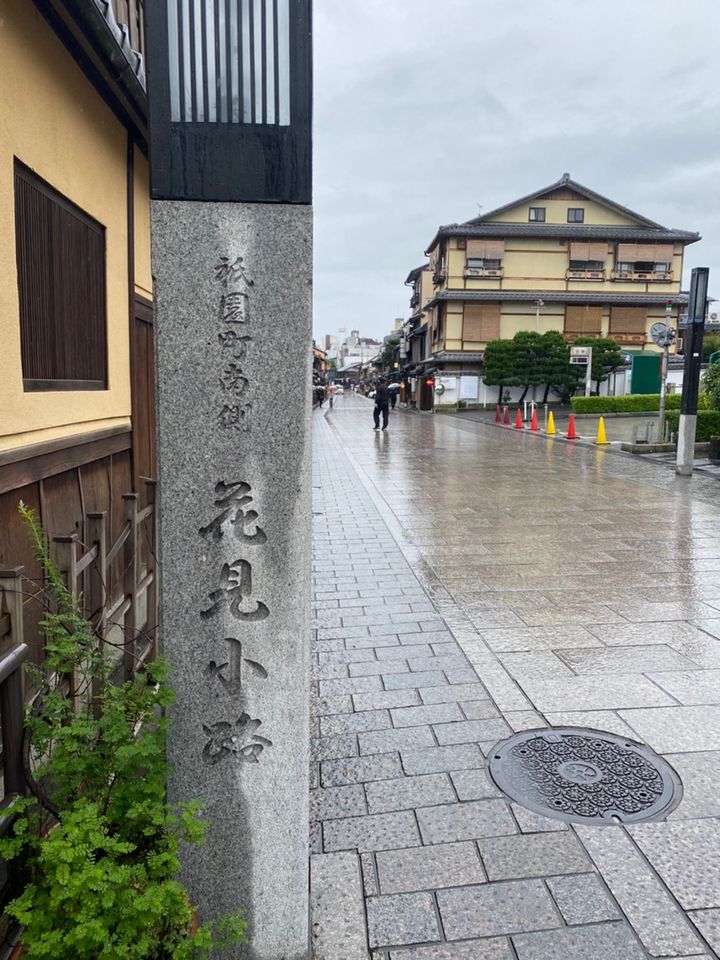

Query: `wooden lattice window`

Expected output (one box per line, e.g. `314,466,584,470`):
564,305,602,337
14,161,107,391
463,304,501,342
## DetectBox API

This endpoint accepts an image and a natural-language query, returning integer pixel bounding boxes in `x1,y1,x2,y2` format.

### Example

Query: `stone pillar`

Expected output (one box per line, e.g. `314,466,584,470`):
152,201,311,959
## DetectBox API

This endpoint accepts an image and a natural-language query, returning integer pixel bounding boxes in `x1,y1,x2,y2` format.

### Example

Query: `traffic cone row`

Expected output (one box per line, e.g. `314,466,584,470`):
494,407,609,444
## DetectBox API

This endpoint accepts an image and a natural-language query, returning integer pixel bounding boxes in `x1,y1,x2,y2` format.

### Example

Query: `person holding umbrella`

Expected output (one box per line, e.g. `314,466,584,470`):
373,378,390,431
388,382,400,410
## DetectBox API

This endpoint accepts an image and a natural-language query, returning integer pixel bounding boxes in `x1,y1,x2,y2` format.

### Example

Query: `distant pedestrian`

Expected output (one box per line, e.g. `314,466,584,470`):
389,384,398,409
373,379,390,431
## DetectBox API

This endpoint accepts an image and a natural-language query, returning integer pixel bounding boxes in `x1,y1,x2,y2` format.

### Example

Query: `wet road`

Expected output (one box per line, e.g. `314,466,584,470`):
311,391,720,959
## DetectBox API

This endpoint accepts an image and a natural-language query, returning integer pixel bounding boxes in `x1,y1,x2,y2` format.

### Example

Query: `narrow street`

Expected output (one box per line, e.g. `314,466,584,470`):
311,390,720,960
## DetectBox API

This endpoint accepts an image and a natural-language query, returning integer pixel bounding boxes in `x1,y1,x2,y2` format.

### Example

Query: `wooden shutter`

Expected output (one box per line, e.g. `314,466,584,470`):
653,243,674,262
588,243,607,261
463,303,501,341
564,305,602,335
14,162,107,389
616,243,636,261
617,242,673,263
466,239,504,259
569,242,590,260
609,307,647,334
635,242,659,261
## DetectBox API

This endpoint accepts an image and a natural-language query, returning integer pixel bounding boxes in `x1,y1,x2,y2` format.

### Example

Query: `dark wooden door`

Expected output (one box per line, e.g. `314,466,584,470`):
130,296,157,499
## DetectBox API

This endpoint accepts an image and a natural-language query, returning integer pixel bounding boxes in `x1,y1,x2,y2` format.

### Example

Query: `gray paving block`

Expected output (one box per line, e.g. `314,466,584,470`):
319,648,380,664
347,634,403,649
510,804,567,834
417,800,516,844
478,831,590,880
320,709,393,737
402,744,486,775
547,874,622,925
578,824,705,955
419,683,489,704
437,880,560,939
630,819,720,911
321,754,405,787
359,726,436,756
376,841,485,894
388,940,514,960
512,922,648,960
384,671,447,689
666,752,720,819
620,704,720,752
310,784,368,822
407,654,468,674
519,675,674,711
557,644,701,675
353,690,422,711
324,810,421,853
391,703,463,728
444,668,481,685
365,774,456,814
460,701,502,721
648,668,720,705
690,908,720,955
366,893,440,948
311,853,370,960
433,719,512,746
360,852,378,897
320,676,384,697
312,735,358,761
312,694,354,716
377,644,435,660
450,768,502,801
350,660,411,677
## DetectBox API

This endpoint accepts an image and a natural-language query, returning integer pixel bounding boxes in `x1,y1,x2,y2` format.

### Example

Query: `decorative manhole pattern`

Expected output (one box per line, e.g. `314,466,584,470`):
488,727,682,825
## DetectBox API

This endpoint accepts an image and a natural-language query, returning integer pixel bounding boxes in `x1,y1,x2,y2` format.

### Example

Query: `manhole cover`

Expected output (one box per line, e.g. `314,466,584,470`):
488,727,682,825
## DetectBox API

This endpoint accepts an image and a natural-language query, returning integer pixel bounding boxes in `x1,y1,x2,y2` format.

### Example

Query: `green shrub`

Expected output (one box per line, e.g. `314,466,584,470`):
665,410,720,442
571,394,683,413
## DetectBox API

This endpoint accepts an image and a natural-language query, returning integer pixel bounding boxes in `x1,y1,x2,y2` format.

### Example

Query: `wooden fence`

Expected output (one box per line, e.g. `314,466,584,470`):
0,480,158,912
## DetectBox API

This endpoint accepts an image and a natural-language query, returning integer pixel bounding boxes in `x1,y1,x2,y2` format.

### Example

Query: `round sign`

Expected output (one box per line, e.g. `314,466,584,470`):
650,323,676,347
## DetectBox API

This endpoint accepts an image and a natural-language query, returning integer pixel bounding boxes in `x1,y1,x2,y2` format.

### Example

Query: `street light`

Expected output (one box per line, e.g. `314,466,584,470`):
146,0,312,202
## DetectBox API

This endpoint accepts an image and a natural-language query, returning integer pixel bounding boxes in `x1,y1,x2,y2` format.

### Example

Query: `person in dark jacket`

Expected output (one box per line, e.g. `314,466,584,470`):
373,379,390,431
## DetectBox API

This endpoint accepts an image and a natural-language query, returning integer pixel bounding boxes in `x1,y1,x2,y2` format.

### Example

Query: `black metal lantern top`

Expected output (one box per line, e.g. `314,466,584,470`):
146,0,311,203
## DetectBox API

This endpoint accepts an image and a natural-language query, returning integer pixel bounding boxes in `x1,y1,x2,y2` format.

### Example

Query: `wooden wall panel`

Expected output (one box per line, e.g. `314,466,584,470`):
40,470,82,540
0,484,45,665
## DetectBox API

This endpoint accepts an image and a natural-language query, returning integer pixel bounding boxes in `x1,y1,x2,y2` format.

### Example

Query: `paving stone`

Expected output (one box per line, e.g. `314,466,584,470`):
350,660,411,677
500,651,575,680
519,675,674,712
510,804,567,834
546,873,622,925
419,683,489,704
577,824,705,955
648,669,720,705
377,644,435,660
437,880,560,940
460,701,502,721
319,648,380,664
366,893,440,948
402,630,454,645
321,754,405,787
310,785,368,822
312,694,354,716
310,853,370,960
450,768,502,801
545,710,638,739
417,800,516,844
324,810,421,853
347,634,403,649
619,705,720,752
321,710,392,737
480,625,602,653
376,840,484,895
557,644,701,675
360,852,378,896
365,774,456,814
384,671,447,689
359,726,436,756
402,744,486,775
433,719,512,746
407,654,469,674
388,941,514,960
353,690,422,711
512,922,648,960
478,831,590,880
312,735,358,761
690,908,720,955
666,752,720,819
314,661,351,680
608,600,720,623
444,667,482,685
630,819,720,910
319,676,383,697
504,710,544,731
391,703,463,728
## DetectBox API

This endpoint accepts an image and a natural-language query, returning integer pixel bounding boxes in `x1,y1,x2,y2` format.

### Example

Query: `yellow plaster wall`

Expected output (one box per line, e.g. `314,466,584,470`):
134,147,153,300
0,0,131,449
491,197,640,226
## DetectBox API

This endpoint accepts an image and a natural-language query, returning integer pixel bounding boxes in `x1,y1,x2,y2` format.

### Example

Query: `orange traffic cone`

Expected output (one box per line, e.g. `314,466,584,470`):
495,404,501,423
530,409,539,432
503,406,510,425
566,414,577,440
514,409,523,430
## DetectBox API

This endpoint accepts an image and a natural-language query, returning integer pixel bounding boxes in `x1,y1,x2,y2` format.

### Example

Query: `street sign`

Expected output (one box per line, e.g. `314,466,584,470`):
570,345,593,397
650,323,676,348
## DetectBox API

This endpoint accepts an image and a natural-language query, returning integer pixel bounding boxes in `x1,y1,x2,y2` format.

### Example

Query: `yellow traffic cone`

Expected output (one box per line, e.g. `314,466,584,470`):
547,411,556,435
596,416,609,445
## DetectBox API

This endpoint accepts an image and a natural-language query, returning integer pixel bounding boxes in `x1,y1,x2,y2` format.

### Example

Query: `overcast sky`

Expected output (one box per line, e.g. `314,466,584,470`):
312,0,720,343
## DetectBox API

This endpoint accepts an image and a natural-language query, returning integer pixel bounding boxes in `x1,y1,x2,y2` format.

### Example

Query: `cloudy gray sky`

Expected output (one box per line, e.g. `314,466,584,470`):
313,0,720,343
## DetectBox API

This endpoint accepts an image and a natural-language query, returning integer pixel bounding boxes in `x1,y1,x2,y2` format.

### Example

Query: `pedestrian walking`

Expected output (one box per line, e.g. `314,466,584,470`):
389,383,398,409
373,378,390,431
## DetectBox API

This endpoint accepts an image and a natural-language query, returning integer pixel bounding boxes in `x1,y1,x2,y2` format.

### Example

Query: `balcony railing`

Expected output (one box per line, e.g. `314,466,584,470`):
410,292,420,308
611,271,673,282
464,268,504,279
609,332,647,345
566,269,605,280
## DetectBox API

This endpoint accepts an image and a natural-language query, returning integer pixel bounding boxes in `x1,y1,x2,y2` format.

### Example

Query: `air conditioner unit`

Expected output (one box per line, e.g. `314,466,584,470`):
710,312,718,321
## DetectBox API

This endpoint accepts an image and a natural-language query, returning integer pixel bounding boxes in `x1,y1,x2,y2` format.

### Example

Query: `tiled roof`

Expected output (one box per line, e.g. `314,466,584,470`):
425,223,699,251
95,0,146,90
427,290,689,307
405,265,429,283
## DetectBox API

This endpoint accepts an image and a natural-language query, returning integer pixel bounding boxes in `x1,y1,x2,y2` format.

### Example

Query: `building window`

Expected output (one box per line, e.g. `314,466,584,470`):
569,260,604,272
567,208,585,222
467,258,502,271
615,261,632,275
528,207,546,222
14,161,107,391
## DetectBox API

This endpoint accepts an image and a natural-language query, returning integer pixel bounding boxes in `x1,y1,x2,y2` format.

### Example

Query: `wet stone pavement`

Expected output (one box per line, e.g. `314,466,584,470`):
310,391,720,960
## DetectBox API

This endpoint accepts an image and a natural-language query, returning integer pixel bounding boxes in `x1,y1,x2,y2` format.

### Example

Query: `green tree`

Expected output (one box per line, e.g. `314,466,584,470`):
483,339,516,405
537,331,582,403
702,362,720,410
702,333,720,362
379,337,400,371
510,331,544,403
573,336,625,394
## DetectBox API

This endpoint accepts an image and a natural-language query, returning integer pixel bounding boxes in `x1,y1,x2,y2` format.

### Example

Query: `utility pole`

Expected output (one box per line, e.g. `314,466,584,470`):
535,298,544,335
676,267,710,476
